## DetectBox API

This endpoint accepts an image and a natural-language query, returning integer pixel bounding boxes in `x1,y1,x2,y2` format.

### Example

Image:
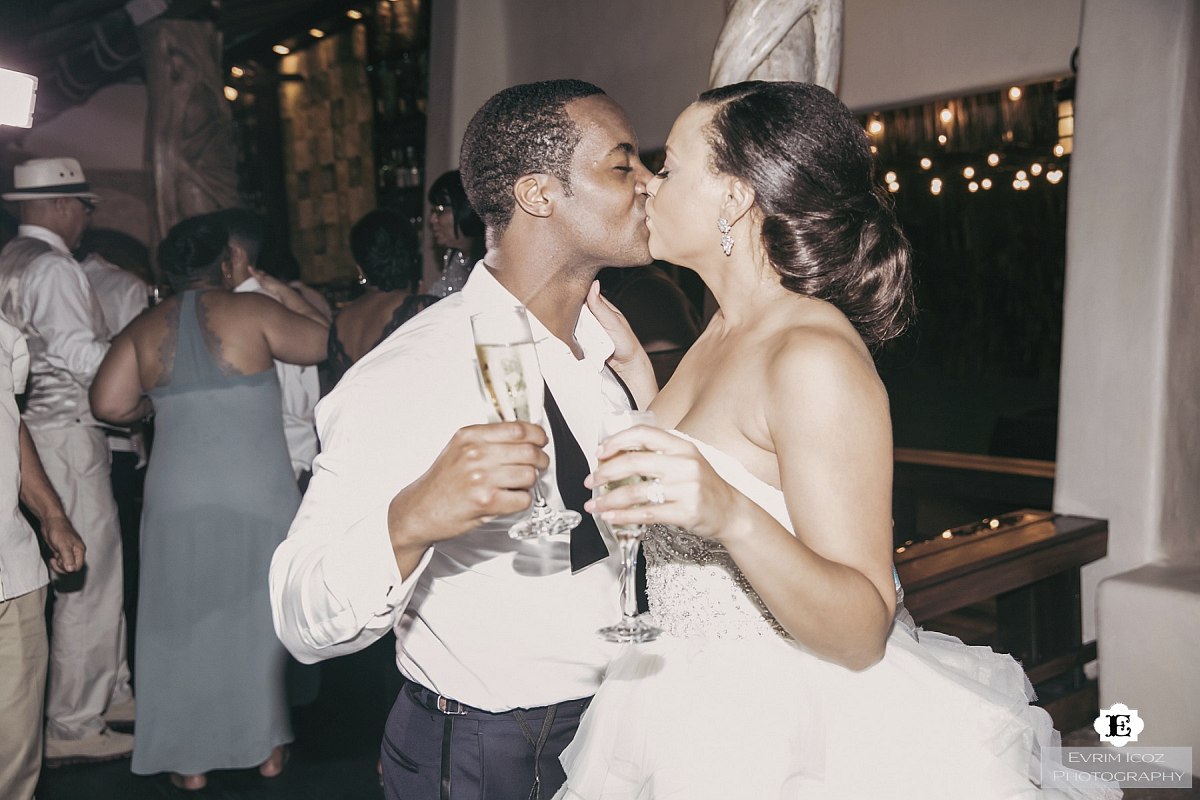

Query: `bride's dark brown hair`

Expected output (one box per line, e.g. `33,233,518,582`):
698,81,913,347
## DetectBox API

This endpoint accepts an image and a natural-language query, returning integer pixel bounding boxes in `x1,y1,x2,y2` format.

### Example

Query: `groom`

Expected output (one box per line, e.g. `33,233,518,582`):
270,79,653,798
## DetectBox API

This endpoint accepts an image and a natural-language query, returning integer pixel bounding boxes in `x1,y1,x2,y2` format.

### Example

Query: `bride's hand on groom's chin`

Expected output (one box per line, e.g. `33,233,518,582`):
587,280,658,407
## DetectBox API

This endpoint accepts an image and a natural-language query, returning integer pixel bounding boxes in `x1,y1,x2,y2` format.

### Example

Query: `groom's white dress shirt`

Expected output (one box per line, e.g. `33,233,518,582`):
271,265,627,712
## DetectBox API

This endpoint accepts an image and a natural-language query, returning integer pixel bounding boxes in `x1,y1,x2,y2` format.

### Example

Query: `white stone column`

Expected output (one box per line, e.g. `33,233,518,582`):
1054,0,1200,642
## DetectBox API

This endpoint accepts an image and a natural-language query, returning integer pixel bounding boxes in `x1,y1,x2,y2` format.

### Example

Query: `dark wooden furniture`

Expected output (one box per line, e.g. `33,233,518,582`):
895,510,1108,728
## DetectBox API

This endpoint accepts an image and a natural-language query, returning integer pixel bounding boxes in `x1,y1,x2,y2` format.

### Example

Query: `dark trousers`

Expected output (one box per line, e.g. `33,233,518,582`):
109,450,144,679
382,681,590,800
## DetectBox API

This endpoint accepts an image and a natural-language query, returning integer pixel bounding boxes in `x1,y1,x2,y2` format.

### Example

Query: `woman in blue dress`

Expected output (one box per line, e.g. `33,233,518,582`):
90,213,327,790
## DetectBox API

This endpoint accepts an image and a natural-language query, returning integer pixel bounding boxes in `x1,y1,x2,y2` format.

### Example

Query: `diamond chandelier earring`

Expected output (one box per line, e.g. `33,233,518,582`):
717,218,733,256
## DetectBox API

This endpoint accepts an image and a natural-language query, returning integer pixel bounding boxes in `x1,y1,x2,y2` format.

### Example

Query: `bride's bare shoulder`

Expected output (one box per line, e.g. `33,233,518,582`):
761,317,886,411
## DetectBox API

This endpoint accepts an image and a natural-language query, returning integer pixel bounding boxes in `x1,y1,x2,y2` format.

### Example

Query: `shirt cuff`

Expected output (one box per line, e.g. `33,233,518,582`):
311,501,432,646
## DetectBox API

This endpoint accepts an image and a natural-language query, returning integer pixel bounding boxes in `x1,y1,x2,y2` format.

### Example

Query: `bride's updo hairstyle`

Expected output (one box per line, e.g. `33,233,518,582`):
698,81,913,346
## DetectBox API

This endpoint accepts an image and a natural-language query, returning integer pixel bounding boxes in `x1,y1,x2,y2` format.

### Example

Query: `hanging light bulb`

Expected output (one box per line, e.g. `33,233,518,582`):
309,28,326,38
939,108,953,124
1008,86,1023,101
987,153,1000,167
887,181,900,193
1030,163,1043,176
1054,144,1066,157
230,66,245,78
930,178,943,196
937,134,948,145
920,157,933,170
1016,169,1028,181
1046,169,1064,184
981,178,993,190
884,171,897,184
867,118,884,135
347,9,364,19
223,86,239,101
962,166,975,179
968,181,979,193
272,44,290,55
870,145,878,154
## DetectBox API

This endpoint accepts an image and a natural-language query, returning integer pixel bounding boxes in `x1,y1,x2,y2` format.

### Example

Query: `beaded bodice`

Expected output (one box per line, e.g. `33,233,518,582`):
643,524,789,640
644,431,909,642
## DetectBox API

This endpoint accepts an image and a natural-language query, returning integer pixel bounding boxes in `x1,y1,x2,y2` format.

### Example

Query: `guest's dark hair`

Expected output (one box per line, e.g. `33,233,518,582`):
427,170,484,241
157,214,228,292
77,228,153,284
460,79,605,234
211,208,264,266
349,209,421,292
698,81,913,346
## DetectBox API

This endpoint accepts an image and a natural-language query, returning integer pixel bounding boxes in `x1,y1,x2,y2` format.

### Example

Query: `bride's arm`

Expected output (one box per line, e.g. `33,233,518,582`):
586,330,896,670
728,331,897,669
586,281,658,409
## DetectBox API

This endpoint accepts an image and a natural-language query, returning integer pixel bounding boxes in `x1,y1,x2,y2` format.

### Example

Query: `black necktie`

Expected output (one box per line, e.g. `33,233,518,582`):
543,371,636,572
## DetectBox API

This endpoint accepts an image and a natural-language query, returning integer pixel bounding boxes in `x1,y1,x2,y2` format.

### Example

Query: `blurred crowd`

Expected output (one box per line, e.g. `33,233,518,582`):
0,155,699,795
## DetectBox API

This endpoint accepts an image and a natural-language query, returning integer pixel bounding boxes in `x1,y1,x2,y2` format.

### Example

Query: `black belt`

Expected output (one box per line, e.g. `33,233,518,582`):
406,682,590,718
404,683,591,800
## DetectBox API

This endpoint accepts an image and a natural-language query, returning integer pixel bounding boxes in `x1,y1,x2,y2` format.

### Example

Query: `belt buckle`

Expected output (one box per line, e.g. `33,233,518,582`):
436,695,468,716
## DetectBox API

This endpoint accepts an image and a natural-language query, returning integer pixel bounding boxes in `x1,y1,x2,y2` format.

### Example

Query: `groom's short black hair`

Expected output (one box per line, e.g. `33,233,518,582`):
459,78,606,235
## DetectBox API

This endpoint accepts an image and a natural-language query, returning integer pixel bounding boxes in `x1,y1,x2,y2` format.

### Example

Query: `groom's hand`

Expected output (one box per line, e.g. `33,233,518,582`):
387,422,549,568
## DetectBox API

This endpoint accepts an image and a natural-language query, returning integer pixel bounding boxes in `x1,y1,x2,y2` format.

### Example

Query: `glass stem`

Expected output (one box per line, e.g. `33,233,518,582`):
618,533,640,622
530,476,549,510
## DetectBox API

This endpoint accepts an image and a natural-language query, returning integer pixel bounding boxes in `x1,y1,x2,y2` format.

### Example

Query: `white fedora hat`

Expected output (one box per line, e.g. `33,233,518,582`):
2,157,101,202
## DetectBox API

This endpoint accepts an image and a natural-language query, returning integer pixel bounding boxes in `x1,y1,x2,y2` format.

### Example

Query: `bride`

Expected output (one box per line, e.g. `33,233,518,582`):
554,81,1119,799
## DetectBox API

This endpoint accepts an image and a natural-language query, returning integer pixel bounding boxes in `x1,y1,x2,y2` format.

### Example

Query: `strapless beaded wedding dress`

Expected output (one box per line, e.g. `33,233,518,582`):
554,432,1120,800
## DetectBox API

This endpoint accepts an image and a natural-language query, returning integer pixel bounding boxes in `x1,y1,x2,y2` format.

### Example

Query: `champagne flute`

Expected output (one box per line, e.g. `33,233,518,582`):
470,306,582,539
595,409,662,643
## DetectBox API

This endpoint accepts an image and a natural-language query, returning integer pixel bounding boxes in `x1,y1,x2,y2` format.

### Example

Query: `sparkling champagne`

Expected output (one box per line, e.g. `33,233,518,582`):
599,464,648,540
475,342,541,423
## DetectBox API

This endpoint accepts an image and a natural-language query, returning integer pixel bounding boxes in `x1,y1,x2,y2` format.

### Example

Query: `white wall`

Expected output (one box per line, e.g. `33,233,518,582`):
17,82,147,171
840,0,1082,111
4,82,152,244
1055,0,1200,640
425,0,727,185
427,0,1086,176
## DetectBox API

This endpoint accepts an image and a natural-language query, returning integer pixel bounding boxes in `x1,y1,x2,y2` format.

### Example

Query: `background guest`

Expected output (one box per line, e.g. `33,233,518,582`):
326,208,436,386
77,228,152,677
1,313,87,800
215,209,324,489
0,157,135,765
426,169,484,298
89,214,327,791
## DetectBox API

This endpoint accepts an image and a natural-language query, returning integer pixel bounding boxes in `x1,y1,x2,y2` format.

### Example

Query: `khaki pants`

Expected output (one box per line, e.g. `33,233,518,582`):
0,586,48,800
30,425,133,741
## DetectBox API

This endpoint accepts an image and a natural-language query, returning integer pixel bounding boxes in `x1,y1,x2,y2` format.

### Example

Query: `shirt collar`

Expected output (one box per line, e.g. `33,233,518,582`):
460,261,615,372
17,225,71,256
233,275,261,294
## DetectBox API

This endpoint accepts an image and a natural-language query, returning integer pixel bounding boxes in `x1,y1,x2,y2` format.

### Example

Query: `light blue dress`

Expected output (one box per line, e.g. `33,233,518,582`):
132,290,296,775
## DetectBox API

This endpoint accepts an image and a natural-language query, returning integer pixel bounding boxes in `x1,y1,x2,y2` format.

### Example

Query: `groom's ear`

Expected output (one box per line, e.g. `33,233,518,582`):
512,173,556,220
721,177,756,228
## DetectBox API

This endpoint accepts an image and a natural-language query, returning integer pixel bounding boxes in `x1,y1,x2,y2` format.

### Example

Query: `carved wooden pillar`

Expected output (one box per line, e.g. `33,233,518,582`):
138,18,240,241
709,0,844,91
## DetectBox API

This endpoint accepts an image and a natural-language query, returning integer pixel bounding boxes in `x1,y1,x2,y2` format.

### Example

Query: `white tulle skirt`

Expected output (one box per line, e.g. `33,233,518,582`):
554,625,1121,800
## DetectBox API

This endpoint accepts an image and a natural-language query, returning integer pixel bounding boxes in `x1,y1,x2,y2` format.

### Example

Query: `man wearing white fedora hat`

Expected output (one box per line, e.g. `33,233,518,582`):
0,157,136,765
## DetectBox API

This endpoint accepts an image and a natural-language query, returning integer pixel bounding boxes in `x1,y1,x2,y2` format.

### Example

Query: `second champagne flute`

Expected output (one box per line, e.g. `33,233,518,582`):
470,306,582,539
595,409,662,643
